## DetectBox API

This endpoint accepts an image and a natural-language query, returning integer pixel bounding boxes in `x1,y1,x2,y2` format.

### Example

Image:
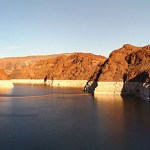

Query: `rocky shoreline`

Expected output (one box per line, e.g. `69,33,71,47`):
10,79,150,101
122,81,150,101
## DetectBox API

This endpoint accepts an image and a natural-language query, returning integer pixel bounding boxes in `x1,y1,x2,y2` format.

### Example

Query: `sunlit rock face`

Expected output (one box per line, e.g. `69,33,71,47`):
94,44,141,82
125,45,150,82
0,55,56,75
121,45,150,100
92,44,149,82
93,44,150,99
9,53,106,80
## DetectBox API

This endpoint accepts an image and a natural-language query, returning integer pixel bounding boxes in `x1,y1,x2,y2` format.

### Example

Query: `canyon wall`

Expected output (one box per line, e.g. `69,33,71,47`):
0,44,149,100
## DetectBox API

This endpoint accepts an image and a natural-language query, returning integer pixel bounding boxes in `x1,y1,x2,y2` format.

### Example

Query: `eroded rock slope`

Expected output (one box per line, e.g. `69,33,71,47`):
9,53,106,80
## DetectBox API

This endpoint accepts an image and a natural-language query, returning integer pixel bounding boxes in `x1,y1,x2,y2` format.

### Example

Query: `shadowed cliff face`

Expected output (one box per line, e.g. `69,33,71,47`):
0,68,10,80
9,53,106,80
93,44,150,82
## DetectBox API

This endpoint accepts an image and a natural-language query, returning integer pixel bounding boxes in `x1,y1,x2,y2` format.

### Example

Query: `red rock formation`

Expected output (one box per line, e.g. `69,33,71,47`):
96,44,141,81
1,44,149,83
9,53,106,80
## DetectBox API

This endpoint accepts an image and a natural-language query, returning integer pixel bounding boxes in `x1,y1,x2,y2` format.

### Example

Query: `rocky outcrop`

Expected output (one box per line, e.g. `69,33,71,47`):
0,68,14,88
122,46,150,100
125,45,150,81
9,53,106,80
122,81,150,101
93,44,150,100
95,44,141,82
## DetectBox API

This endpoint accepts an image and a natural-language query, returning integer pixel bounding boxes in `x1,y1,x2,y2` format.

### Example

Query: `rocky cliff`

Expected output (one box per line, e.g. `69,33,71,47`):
123,45,150,100
126,45,150,81
94,44,142,82
92,44,149,100
9,53,106,80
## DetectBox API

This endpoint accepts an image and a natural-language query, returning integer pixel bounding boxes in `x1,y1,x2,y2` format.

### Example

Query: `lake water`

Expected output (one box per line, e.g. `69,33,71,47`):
0,84,150,150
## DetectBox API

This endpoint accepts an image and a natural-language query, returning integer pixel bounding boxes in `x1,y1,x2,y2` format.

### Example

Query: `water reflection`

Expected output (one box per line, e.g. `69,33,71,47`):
0,88,12,96
122,96,150,150
94,94,150,150
0,85,150,150
94,95,127,149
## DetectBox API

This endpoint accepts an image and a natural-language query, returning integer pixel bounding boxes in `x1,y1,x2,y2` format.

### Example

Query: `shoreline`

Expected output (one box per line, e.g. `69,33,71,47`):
0,80,14,88
11,79,88,88
9,79,150,100
94,82,124,95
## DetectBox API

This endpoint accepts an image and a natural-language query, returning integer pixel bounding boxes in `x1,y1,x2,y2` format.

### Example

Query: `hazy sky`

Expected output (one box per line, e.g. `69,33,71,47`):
0,0,149,58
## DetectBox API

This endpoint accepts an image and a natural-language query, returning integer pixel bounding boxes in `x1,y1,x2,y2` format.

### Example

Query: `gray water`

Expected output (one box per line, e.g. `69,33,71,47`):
0,84,150,150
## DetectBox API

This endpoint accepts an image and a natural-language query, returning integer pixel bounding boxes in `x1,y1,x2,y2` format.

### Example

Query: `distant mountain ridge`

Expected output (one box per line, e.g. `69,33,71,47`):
0,53,71,75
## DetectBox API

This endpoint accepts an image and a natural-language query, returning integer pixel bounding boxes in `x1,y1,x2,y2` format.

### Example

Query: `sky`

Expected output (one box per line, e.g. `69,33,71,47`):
0,0,150,58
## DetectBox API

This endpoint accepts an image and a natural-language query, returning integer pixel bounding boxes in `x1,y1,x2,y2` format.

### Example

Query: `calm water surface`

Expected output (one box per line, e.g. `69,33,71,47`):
0,84,150,150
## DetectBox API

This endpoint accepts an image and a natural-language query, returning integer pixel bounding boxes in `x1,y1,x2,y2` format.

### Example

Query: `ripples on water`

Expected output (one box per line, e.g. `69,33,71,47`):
0,84,150,150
